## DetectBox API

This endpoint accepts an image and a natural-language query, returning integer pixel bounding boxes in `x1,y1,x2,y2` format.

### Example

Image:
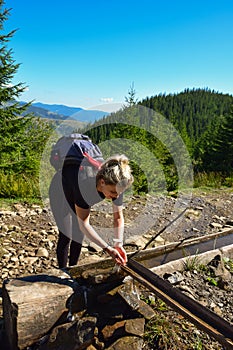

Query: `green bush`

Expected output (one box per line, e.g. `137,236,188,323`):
0,171,40,199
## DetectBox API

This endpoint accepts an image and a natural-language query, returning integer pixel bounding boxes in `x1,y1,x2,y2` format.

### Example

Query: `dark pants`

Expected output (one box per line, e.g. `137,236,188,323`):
49,168,84,268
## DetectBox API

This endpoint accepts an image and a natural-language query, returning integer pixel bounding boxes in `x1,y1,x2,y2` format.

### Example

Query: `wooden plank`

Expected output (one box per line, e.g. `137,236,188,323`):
68,228,233,279
128,228,233,261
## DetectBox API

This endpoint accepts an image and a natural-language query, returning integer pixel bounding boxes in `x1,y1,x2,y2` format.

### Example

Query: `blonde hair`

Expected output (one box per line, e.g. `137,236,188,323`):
96,154,134,190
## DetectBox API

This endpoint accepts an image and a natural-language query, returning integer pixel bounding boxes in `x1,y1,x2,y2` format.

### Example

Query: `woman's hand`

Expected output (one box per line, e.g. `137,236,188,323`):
114,246,127,265
105,245,127,266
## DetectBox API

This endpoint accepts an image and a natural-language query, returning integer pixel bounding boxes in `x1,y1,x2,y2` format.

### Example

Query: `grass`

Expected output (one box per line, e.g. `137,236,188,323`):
142,294,208,349
141,254,226,350
0,172,41,200
182,250,204,272
144,317,179,349
223,257,233,273
193,171,233,188
182,252,233,288
1,168,233,201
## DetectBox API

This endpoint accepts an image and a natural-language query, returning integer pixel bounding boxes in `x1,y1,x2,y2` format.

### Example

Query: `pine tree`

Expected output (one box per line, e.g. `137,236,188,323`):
124,82,138,107
0,0,52,177
207,106,233,173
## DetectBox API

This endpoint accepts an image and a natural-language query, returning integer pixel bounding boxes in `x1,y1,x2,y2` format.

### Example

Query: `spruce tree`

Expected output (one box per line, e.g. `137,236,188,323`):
207,107,233,173
0,0,52,176
124,83,138,107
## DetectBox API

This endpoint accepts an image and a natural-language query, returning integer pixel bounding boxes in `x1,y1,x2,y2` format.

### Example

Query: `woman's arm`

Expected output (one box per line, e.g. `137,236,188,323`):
75,205,107,248
75,204,126,265
112,204,124,247
112,203,127,264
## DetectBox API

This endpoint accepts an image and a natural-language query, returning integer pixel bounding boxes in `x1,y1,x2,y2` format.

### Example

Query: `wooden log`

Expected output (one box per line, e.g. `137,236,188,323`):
2,269,78,350
69,228,233,279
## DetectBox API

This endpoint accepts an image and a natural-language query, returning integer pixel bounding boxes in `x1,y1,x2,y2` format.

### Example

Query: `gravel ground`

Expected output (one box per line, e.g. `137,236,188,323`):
0,188,233,349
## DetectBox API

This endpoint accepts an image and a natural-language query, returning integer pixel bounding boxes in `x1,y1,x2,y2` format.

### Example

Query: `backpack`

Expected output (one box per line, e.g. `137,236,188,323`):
50,133,104,177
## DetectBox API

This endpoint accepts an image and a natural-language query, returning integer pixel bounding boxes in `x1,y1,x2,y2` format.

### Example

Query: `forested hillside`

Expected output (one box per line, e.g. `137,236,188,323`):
83,88,233,192
140,88,233,143
139,88,233,173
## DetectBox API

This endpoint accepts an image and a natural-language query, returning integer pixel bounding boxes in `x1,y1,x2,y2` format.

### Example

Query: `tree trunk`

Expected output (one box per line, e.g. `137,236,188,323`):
2,269,78,350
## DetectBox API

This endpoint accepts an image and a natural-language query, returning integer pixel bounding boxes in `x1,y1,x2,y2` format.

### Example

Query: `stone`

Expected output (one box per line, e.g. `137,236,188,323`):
136,299,156,320
210,222,223,228
86,345,98,350
125,318,145,337
163,271,184,284
125,235,148,248
101,320,126,341
36,247,49,258
117,284,155,320
185,209,200,219
23,256,39,265
37,317,97,350
208,255,232,282
105,336,144,350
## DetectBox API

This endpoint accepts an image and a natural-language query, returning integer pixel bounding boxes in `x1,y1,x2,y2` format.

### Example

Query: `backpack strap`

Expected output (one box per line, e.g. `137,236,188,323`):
83,152,102,169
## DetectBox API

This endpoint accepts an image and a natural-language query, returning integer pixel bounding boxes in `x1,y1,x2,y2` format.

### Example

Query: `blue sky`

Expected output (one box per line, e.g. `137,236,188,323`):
4,0,233,110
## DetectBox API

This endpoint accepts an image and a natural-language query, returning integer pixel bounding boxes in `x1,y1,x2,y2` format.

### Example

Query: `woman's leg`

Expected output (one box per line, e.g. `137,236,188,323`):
56,212,73,268
69,240,82,266
61,165,85,267
69,214,84,266
49,171,72,268
56,231,70,268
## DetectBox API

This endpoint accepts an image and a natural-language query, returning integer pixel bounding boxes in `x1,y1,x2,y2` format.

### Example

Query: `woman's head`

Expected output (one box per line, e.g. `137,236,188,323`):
96,154,134,198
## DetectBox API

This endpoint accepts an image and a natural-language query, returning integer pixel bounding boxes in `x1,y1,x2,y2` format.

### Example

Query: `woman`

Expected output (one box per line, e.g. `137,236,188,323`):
49,154,134,268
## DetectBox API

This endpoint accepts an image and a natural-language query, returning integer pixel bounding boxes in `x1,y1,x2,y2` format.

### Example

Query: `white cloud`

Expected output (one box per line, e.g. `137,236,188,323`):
89,102,123,113
100,97,114,103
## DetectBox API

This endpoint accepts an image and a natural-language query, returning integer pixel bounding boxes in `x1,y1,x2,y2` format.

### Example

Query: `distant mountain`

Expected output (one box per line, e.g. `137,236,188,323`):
20,103,66,120
70,109,109,122
20,102,109,123
32,102,82,117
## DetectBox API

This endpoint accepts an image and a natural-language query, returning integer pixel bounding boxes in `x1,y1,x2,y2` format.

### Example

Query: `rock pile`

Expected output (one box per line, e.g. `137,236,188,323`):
2,263,156,350
2,249,233,350
0,205,58,283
